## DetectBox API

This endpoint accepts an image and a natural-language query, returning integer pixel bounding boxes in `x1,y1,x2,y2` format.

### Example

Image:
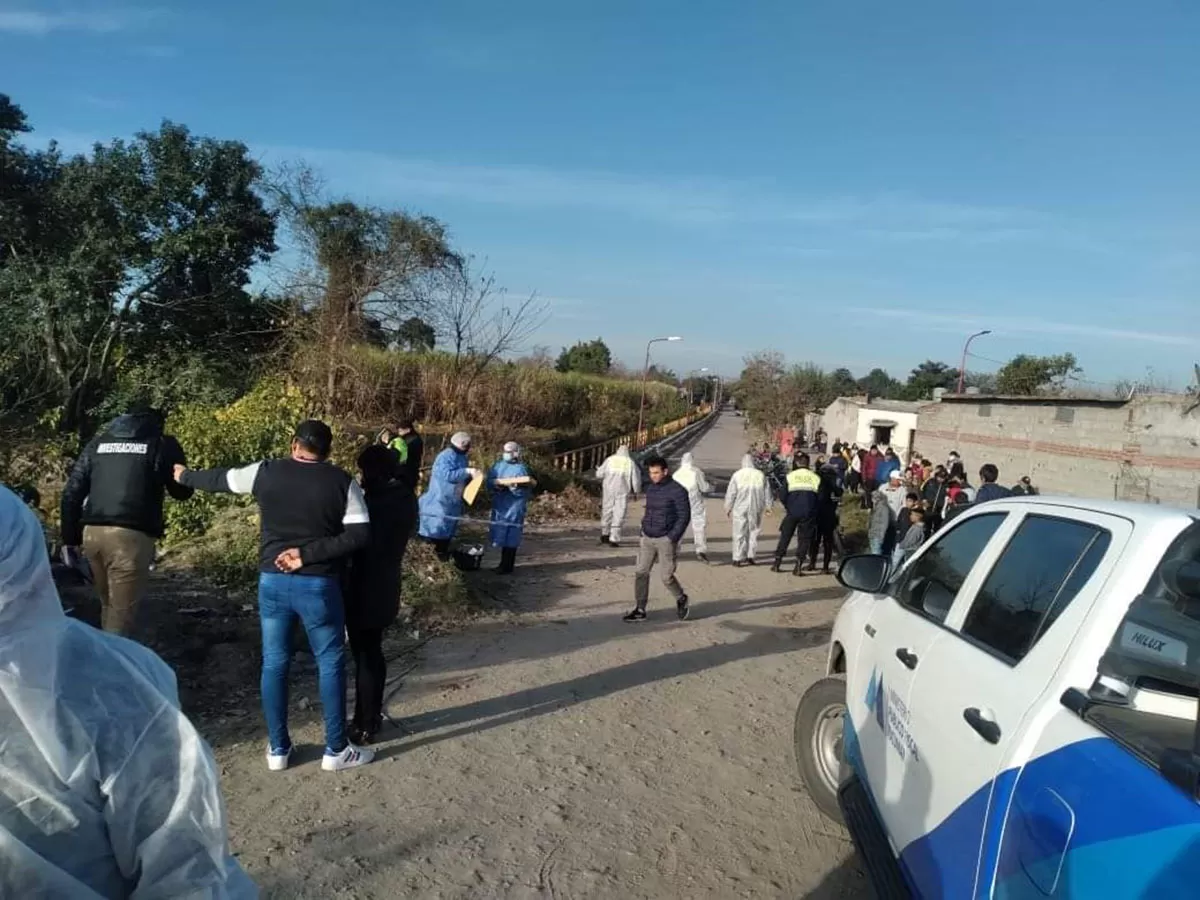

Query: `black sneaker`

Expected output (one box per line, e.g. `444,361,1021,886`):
698,553,710,564
623,608,647,622
746,557,758,566
676,595,690,620
600,535,611,545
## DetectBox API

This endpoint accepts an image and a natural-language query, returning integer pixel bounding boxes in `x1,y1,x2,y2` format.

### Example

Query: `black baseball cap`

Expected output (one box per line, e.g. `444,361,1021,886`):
294,419,333,457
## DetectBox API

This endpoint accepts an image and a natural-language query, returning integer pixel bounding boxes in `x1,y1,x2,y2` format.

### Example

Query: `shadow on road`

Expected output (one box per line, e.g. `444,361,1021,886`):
384,618,832,758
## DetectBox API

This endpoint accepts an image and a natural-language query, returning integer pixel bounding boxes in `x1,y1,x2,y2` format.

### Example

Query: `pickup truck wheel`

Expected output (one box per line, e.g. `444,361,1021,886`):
794,676,848,824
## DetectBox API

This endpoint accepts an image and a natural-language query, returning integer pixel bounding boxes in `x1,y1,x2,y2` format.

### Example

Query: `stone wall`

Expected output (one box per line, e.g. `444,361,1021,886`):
915,395,1200,509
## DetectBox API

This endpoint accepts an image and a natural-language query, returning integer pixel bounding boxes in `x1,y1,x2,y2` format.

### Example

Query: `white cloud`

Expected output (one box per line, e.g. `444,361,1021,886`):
260,144,1055,240
0,8,158,36
848,306,1200,348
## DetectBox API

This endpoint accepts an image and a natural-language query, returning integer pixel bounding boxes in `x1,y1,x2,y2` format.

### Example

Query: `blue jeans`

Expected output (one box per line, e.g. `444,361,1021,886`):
869,538,884,555
258,572,348,754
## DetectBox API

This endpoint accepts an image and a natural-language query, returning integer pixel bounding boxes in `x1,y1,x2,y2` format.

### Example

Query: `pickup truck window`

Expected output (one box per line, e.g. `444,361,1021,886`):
961,515,1112,664
893,513,1006,623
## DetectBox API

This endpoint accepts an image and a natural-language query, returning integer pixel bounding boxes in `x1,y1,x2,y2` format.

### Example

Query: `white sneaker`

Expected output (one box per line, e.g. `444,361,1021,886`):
321,743,375,772
266,746,292,772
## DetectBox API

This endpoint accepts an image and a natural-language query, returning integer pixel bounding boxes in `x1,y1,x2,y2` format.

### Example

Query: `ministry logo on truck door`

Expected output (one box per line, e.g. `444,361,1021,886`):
864,667,920,762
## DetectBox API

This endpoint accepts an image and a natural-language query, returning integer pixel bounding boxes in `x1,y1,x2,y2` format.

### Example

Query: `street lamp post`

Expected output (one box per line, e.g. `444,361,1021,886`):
957,329,992,394
636,336,682,448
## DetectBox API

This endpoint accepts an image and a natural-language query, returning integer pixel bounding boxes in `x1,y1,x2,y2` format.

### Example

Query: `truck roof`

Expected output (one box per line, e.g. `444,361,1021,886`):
982,494,1199,527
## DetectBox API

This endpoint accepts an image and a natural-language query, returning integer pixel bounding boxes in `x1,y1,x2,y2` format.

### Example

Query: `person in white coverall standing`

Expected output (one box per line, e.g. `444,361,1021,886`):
597,444,641,547
724,453,770,566
672,451,712,563
0,485,254,899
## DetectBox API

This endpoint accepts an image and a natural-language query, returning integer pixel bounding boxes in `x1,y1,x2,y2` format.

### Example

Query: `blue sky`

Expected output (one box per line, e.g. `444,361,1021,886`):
4,2,1200,386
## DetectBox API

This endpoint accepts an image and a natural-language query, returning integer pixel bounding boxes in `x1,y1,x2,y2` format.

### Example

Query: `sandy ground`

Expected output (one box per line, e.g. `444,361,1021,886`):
215,414,868,899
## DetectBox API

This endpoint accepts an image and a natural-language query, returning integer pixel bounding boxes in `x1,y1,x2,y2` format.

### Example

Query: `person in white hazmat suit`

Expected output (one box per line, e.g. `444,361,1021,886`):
596,444,641,547
0,485,255,899
725,453,770,566
672,452,712,563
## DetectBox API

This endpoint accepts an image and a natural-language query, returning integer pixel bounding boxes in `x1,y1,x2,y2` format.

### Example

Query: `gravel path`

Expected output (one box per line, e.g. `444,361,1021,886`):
216,414,868,899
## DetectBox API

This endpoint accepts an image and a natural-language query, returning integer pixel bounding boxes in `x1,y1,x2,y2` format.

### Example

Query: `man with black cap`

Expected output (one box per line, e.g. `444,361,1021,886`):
60,404,194,637
174,419,375,773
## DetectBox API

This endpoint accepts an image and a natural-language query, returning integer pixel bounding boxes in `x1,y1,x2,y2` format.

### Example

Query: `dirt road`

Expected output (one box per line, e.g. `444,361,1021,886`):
216,414,867,898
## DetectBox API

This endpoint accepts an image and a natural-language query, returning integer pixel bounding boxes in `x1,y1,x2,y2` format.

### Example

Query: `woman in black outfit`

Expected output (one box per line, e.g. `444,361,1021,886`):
346,444,417,745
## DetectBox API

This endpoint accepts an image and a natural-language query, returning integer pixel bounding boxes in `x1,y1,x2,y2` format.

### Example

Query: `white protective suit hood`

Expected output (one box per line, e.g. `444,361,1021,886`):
616,445,631,458
0,486,255,898
740,454,756,470
680,452,695,468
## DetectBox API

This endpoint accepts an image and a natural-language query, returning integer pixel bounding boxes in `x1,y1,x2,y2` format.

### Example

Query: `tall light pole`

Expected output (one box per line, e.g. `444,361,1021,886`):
957,329,992,394
636,336,682,447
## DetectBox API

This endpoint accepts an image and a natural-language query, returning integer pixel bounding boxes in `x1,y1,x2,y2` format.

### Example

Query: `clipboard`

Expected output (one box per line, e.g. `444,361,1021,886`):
463,471,485,505
494,476,533,486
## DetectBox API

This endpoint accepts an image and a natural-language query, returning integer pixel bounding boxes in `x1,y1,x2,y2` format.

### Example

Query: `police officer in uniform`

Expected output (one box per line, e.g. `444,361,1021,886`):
60,405,193,638
771,452,821,576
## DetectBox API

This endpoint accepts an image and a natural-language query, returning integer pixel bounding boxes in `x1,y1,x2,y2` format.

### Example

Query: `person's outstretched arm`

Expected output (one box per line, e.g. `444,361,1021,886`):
176,462,262,495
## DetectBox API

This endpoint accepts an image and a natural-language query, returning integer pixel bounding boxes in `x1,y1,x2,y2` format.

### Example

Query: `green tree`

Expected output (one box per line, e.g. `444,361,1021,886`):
0,108,278,436
270,165,460,408
903,360,959,401
555,338,612,374
995,353,1081,395
397,315,436,352
857,367,903,399
829,367,859,397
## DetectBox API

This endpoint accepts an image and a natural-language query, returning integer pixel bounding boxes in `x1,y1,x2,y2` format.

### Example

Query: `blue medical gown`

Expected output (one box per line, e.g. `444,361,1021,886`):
418,447,471,540
487,460,531,549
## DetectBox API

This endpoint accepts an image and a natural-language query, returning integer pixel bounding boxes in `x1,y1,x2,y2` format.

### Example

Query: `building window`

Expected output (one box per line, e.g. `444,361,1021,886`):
1054,406,1076,424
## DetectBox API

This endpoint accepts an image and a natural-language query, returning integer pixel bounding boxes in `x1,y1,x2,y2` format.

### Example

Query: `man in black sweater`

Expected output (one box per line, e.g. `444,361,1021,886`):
60,406,194,638
174,419,374,773
624,454,692,622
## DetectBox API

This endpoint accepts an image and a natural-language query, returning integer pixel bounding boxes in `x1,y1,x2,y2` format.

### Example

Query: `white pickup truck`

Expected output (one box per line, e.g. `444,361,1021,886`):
794,496,1200,898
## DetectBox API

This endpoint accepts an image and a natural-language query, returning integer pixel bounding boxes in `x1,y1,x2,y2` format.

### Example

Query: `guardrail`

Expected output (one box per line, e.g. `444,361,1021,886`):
551,405,713,474
411,405,714,483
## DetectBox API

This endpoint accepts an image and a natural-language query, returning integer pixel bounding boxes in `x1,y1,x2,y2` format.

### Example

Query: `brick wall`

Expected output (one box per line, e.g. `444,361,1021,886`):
915,395,1200,509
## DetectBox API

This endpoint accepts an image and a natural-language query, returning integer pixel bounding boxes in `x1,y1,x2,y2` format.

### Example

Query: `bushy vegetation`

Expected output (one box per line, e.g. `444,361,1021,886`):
323,345,686,441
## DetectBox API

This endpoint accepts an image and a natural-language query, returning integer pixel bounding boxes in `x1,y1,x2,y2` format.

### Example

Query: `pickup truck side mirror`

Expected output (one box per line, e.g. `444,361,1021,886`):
837,554,891,594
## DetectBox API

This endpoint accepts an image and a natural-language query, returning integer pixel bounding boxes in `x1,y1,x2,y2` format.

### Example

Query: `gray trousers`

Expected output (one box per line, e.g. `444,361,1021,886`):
634,535,686,608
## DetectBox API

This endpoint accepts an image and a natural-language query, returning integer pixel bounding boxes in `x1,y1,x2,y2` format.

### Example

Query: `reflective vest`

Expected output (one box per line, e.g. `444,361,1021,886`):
786,467,820,493
388,437,409,464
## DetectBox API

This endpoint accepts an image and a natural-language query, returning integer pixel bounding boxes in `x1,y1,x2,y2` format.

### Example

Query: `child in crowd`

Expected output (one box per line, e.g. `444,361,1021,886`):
892,508,926,569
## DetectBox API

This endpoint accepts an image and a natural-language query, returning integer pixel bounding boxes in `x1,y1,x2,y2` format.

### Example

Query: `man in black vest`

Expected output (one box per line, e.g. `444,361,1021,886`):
174,419,374,773
60,406,193,637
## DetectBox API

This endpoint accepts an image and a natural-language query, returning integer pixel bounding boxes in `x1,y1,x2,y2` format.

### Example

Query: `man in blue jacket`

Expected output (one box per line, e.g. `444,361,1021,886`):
975,463,1012,503
624,454,692,622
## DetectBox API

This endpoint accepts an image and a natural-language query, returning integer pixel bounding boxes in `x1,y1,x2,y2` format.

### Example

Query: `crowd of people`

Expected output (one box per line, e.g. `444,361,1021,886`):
1,402,1045,894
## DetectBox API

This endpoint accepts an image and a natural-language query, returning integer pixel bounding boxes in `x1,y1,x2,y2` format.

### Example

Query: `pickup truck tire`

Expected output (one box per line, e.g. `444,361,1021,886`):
794,677,848,824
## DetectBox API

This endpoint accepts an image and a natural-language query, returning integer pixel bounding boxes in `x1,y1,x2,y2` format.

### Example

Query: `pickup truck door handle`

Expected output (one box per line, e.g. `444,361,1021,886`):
864,624,876,638
894,648,918,669
963,708,1001,744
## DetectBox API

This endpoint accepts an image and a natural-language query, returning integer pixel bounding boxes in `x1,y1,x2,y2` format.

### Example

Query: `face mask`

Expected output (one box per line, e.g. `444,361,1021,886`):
502,452,517,462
